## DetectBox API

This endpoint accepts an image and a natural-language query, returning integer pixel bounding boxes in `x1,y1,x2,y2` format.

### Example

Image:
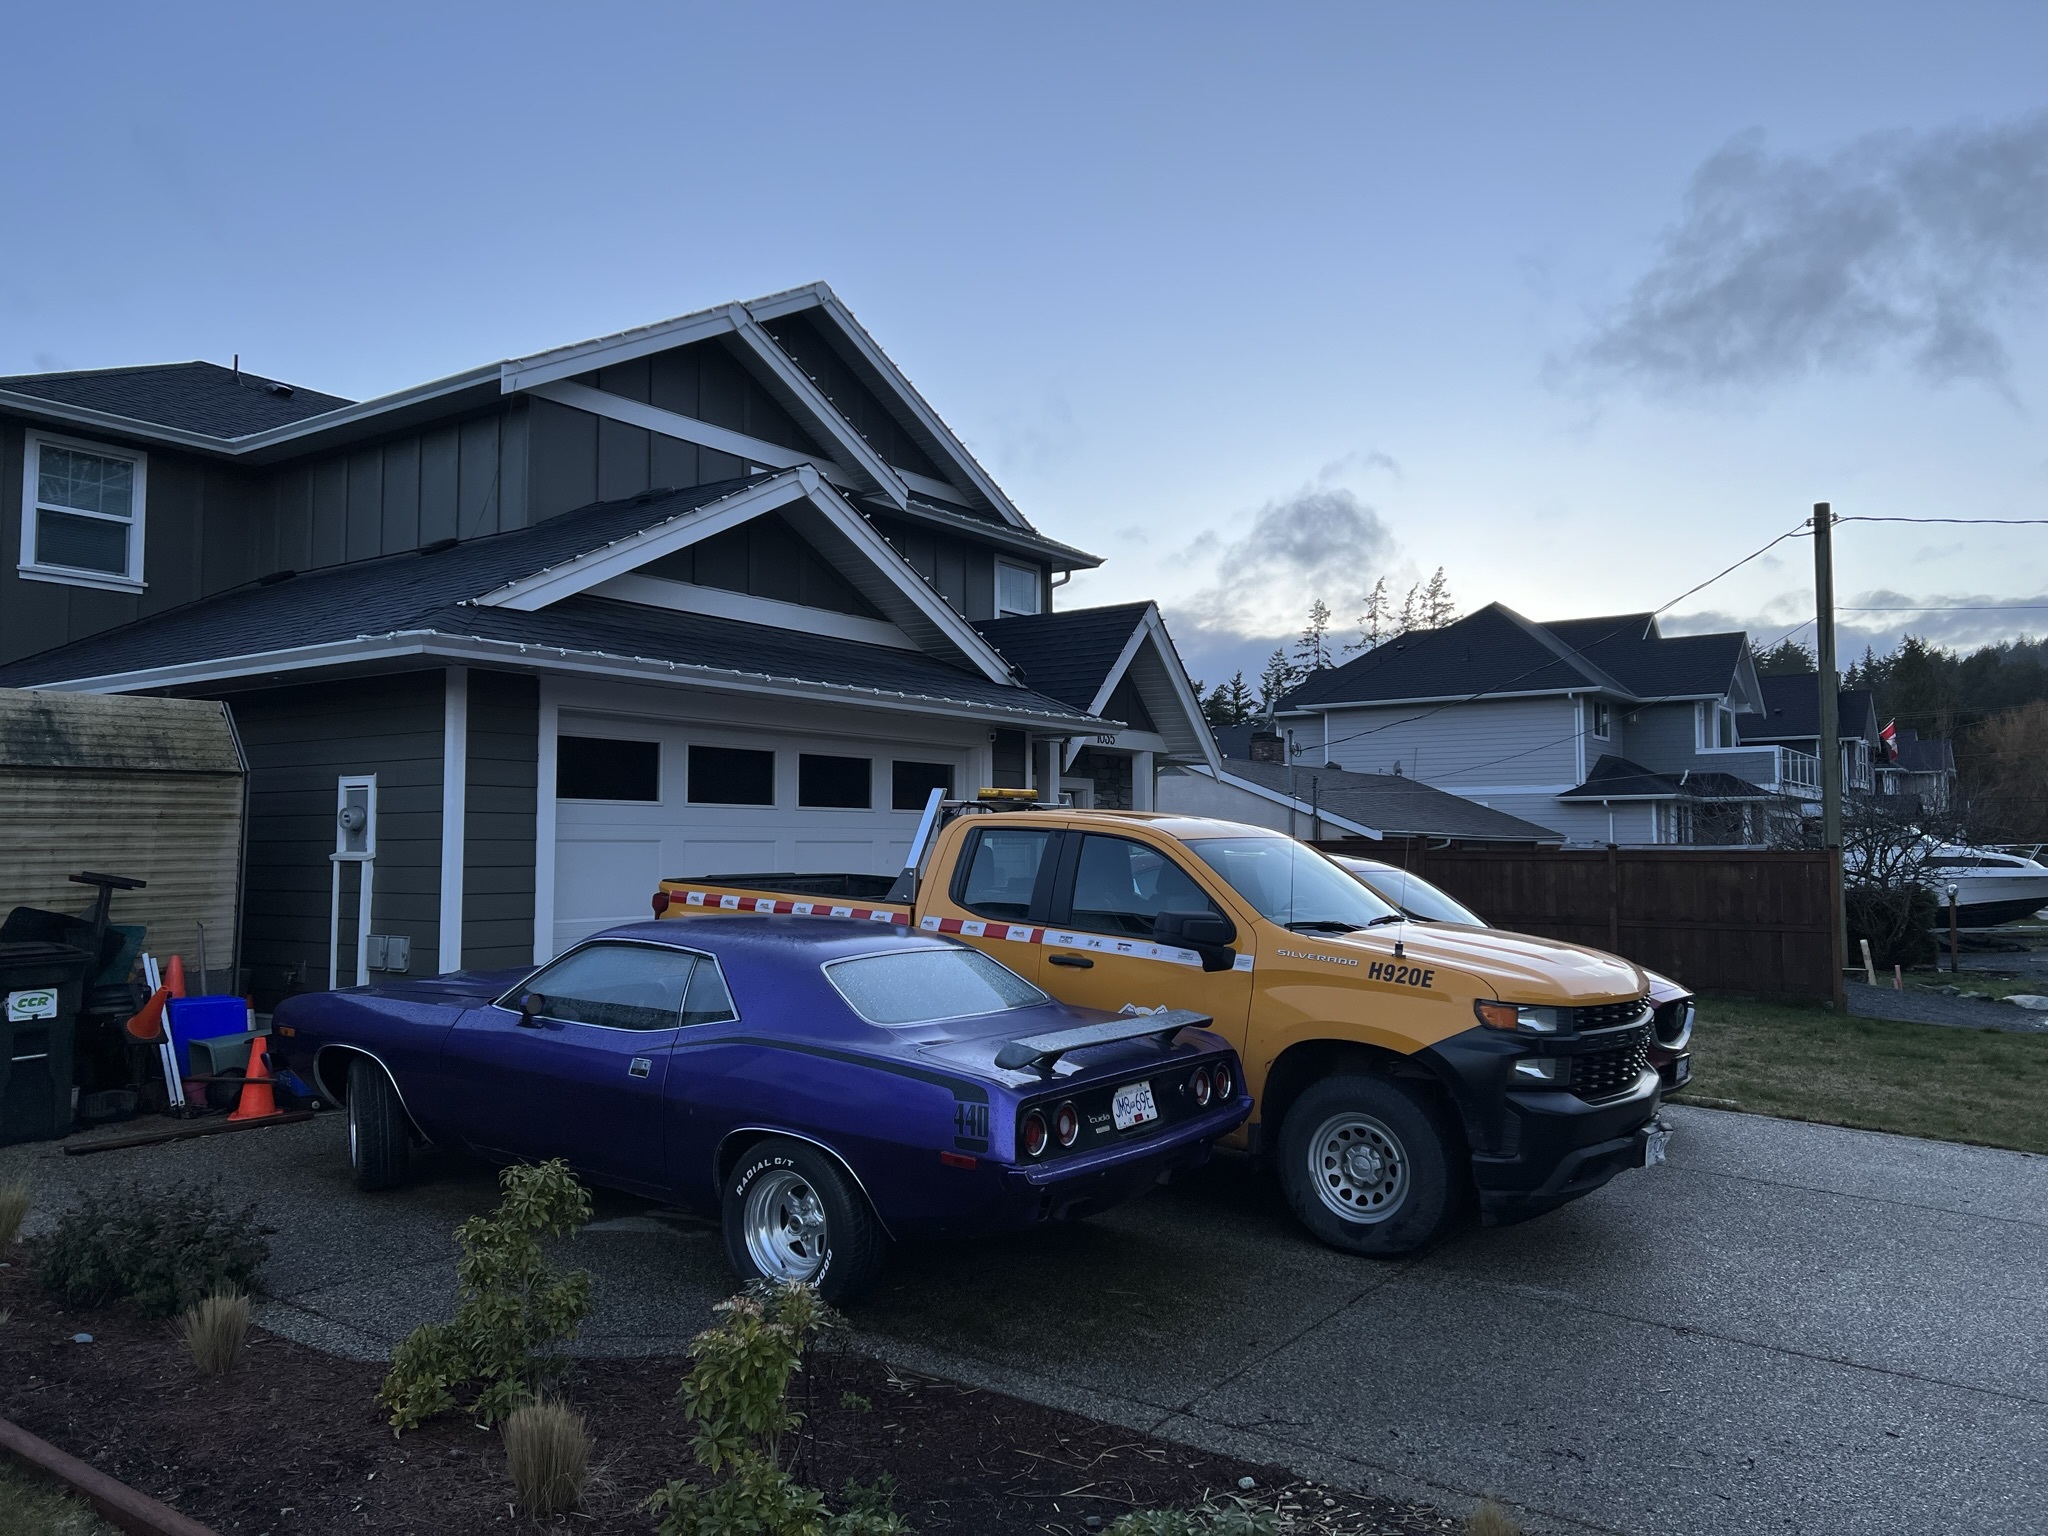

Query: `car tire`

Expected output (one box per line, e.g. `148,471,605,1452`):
1277,1073,1461,1257
721,1137,887,1304
345,1059,412,1192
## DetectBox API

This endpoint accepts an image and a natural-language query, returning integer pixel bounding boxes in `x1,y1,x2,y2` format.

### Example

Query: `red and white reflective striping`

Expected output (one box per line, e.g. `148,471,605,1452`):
676,890,911,925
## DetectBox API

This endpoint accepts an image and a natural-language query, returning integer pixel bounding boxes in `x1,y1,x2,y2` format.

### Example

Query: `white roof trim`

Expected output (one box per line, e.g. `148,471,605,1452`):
526,379,862,491
1183,763,1383,840
1079,604,1219,770
497,306,743,394
727,317,910,506
20,632,1101,728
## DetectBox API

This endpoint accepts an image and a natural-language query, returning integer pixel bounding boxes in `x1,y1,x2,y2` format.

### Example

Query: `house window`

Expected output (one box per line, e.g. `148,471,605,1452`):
18,432,147,591
688,745,775,805
798,753,872,809
891,760,954,810
558,736,660,801
1697,703,1739,750
1588,700,1610,740
996,560,1042,617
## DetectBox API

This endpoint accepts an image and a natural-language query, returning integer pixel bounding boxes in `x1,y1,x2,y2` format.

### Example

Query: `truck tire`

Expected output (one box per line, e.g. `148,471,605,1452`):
345,1059,412,1192
1277,1073,1460,1256
722,1137,887,1304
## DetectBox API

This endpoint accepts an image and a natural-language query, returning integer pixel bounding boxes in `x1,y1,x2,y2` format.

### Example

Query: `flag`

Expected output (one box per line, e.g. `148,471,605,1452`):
1880,719,1898,762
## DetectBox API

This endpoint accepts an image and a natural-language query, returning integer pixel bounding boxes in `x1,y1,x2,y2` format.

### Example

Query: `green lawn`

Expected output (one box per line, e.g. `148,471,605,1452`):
1671,993,2048,1155
0,1461,115,1536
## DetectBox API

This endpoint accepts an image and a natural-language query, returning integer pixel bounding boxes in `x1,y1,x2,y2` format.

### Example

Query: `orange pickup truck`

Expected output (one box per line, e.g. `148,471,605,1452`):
653,801,1670,1256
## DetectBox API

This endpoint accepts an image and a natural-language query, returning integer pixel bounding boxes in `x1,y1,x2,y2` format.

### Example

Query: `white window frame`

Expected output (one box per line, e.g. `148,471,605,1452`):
995,559,1042,617
1588,699,1610,740
17,429,148,593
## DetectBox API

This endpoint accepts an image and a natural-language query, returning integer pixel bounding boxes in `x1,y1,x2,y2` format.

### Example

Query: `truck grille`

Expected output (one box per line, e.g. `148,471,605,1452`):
1573,1024,1650,1101
1571,997,1651,1033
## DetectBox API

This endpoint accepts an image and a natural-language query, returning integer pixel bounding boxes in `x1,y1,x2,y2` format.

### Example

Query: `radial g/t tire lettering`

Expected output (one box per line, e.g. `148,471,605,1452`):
721,1137,887,1304
345,1058,413,1192
1277,1073,1462,1256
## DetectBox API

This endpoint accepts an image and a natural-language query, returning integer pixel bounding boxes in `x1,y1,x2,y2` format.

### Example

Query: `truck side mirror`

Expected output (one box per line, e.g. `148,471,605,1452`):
1154,910,1238,972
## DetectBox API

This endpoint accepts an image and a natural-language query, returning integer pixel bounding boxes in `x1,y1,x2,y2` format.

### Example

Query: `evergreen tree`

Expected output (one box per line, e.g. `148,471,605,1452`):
1348,578,1390,652
1258,647,1296,713
1420,567,1456,629
1393,583,1421,636
1753,636,1818,676
1293,599,1336,677
1219,669,1256,724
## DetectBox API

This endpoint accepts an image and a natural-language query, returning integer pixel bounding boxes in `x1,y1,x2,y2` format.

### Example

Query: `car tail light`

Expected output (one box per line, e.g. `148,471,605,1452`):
1212,1063,1233,1101
1190,1066,1213,1106
1021,1110,1048,1158
651,890,671,916
1055,1102,1079,1147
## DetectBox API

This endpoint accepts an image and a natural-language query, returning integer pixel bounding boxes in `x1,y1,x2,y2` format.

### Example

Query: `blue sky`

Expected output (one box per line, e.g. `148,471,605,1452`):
6,3,2047,688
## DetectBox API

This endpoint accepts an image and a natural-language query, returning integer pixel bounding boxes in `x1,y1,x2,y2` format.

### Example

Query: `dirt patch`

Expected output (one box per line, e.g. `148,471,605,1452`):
0,1250,1453,1535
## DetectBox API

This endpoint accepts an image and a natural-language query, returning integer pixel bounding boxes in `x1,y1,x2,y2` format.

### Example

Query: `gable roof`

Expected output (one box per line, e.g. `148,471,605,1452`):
1281,602,1751,711
0,476,1097,729
1889,727,1956,775
0,362,351,438
1190,759,1564,843
1556,754,1772,802
1741,675,1880,743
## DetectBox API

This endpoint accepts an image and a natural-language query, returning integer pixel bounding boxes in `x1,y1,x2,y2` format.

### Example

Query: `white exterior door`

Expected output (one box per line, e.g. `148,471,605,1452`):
548,706,971,956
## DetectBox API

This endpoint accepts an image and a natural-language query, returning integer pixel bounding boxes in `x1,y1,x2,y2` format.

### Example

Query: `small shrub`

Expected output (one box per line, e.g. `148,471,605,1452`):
182,1289,251,1376
39,1183,267,1319
503,1397,592,1517
1107,1506,1278,1536
838,1392,872,1412
0,1178,29,1247
378,1159,594,1431
1466,1499,1522,1536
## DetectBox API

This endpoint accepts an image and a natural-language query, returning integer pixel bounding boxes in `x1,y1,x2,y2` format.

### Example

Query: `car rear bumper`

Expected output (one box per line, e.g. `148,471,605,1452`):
1005,1093,1253,1219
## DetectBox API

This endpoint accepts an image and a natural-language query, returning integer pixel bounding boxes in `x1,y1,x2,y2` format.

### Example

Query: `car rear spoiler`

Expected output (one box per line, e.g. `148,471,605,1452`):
994,1009,1213,1074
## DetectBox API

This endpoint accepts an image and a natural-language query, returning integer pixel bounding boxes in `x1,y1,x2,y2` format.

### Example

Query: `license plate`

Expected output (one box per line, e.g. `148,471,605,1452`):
1639,1122,1670,1168
1111,1080,1159,1131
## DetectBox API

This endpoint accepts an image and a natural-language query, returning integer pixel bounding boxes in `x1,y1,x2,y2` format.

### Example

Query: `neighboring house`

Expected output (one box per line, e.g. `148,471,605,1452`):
0,284,1213,997
1159,733,1563,846
1737,674,1881,803
1274,604,1803,846
1875,725,1957,814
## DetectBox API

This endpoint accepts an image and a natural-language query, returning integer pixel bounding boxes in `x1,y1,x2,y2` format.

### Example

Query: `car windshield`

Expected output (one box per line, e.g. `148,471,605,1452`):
1339,861,1486,926
1188,837,1403,932
825,947,1048,1026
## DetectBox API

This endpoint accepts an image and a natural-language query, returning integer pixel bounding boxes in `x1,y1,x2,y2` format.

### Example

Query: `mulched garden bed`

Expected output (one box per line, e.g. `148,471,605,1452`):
0,1248,1455,1536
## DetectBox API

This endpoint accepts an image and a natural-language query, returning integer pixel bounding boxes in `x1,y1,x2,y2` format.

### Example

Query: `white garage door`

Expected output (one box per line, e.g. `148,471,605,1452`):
550,712,964,955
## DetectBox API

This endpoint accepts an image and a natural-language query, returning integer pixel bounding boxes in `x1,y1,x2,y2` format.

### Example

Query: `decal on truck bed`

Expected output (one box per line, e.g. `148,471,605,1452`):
677,890,912,925
919,915,1258,972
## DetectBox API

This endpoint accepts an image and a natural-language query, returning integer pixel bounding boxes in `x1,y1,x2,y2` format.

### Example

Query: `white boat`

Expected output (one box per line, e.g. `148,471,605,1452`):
1919,842,2048,928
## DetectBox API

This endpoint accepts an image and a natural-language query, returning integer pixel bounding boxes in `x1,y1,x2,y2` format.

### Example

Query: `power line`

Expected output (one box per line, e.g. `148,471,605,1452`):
1836,516,2048,527
1838,604,2048,613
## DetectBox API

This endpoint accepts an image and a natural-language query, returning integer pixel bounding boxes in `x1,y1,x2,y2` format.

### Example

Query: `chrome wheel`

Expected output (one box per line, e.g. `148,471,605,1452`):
1308,1111,1409,1224
741,1168,830,1281
347,1103,360,1168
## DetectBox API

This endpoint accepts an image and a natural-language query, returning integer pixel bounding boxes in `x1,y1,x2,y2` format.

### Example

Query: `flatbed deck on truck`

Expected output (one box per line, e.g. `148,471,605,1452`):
656,802,1673,1255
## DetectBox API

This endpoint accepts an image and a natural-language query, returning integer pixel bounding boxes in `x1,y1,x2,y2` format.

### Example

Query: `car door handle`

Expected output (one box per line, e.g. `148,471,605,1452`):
1049,954,1094,969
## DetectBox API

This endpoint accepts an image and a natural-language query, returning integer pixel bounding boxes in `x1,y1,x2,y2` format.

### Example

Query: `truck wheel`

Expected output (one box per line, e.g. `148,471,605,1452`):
345,1059,412,1192
722,1137,887,1305
1277,1074,1460,1256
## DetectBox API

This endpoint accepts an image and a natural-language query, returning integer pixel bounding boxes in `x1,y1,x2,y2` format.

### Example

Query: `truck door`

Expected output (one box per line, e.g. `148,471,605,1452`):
927,821,1062,984
1038,831,1256,1054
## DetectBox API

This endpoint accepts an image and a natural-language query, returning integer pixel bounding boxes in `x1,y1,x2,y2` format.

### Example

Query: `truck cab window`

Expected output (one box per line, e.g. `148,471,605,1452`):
1066,834,1222,940
957,826,1054,922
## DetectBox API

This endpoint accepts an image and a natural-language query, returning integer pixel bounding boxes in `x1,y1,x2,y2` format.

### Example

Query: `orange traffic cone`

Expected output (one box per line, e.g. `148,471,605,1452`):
227,1035,282,1122
125,985,172,1042
165,954,188,999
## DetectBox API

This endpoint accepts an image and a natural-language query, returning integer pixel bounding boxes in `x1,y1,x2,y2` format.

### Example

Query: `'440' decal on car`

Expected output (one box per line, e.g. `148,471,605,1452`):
954,1102,990,1142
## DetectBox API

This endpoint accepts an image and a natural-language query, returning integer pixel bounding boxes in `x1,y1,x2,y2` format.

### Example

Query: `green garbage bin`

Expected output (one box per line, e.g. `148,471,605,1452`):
1,940,90,1145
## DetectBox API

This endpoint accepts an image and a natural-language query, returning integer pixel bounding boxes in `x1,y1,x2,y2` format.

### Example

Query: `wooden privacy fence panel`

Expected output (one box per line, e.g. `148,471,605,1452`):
1322,839,1842,1000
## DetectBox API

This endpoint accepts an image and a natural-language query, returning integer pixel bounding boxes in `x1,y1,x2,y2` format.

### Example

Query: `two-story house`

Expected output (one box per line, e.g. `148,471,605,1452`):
0,284,1214,999
1274,604,1812,846
1736,674,1881,807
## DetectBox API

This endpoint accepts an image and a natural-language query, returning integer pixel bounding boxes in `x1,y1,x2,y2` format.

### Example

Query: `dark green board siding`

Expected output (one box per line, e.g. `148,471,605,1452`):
759,312,946,481
228,671,445,1000
0,419,268,668
464,670,537,970
868,515,1002,622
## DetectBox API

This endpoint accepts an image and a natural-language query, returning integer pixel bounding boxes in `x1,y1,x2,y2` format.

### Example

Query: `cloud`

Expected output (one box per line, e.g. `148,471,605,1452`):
1663,590,2048,660
1565,113,2048,396
1170,485,1400,644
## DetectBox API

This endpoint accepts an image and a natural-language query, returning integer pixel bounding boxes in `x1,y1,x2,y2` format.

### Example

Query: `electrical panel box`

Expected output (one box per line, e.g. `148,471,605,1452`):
365,934,411,973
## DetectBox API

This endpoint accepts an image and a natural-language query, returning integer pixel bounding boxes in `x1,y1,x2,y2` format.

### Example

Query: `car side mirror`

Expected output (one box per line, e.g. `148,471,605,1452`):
1153,910,1238,973
516,992,546,1027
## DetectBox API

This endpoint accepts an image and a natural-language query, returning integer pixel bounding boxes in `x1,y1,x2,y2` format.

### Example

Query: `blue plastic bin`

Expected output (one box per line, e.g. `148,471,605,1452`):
166,995,251,1072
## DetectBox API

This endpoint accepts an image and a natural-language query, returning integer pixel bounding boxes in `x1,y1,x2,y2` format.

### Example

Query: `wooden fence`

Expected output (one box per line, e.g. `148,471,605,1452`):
1319,838,1845,1002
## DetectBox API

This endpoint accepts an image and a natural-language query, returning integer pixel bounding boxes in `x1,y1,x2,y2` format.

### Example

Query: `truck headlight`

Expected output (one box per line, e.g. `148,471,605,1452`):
1475,1000,1565,1034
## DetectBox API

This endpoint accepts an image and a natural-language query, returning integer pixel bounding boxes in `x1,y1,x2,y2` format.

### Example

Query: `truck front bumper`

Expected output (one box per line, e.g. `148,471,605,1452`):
1425,1024,1664,1226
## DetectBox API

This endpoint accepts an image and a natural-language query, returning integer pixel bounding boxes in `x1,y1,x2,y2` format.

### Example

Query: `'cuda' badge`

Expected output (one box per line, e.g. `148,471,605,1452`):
628,1058,652,1079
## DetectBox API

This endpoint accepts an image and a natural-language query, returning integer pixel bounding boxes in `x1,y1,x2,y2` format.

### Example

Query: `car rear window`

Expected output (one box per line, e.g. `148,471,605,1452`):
825,947,1047,1026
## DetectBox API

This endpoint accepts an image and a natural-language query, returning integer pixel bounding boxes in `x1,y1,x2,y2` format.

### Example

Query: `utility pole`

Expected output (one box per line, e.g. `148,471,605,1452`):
1813,502,1848,1007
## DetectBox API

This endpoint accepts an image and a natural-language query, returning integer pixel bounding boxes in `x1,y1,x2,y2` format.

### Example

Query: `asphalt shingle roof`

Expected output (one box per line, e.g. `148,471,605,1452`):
1543,615,1748,699
973,602,1152,710
0,477,1097,723
1213,758,1563,842
0,362,352,438
1556,755,1771,802
1741,674,1880,743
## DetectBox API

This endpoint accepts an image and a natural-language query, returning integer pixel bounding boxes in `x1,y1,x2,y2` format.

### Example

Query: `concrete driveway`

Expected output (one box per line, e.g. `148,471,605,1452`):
5,1104,2044,1536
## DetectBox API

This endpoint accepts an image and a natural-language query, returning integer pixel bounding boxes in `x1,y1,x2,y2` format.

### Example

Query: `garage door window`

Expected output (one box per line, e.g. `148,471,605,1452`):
558,736,660,801
689,745,776,805
891,760,953,810
799,753,872,809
